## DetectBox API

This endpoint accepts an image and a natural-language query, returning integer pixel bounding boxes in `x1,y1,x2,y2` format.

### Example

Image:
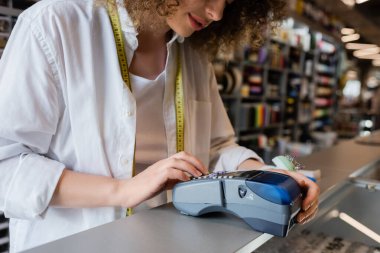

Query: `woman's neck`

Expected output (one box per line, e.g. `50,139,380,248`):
137,15,171,51
129,17,172,80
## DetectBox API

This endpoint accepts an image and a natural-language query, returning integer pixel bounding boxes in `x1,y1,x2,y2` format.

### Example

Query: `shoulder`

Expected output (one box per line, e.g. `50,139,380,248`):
181,41,216,100
19,0,102,25
182,41,211,74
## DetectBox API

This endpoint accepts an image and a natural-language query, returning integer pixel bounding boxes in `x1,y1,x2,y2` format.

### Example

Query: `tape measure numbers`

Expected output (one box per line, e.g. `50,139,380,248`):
175,51,184,152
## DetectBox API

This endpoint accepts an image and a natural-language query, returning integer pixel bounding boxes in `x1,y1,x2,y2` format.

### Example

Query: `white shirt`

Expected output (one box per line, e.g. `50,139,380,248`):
0,0,262,251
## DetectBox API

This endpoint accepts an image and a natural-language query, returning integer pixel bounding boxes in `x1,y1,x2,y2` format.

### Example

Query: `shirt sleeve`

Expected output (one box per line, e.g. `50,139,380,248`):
0,15,65,219
207,64,263,172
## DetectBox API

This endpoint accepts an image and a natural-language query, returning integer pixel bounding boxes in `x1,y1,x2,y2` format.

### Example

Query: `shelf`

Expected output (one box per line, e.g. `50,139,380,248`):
241,96,262,102
305,50,316,56
243,61,264,68
0,16,11,22
265,96,282,101
288,10,340,42
287,70,302,75
314,115,331,119
316,70,336,76
263,124,282,129
0,237,9,246
316,94,333,98
221,94,239,100
240,124,282,132
284,122,296,127
238,133,260,141
0,6,22,16
268,67,285,72
317,83,335,87
0,32,9,38
270,38,287,45
0,223,8,231
315,104,333,108
270,37,318,55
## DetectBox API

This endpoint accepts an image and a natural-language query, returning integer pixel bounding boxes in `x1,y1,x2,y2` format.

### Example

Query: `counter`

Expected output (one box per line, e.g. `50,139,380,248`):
23,132,380,253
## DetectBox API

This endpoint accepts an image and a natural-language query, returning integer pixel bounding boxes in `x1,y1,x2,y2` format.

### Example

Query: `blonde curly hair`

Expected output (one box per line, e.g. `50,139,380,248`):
123,0,287,58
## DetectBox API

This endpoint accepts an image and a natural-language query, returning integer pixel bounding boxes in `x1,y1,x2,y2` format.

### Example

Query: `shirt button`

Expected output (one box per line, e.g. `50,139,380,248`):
125,111,134,117
122,159,129,166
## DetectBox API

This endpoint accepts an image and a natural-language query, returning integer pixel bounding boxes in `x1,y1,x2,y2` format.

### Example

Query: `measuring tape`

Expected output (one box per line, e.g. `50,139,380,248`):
174,47,184,152
106,0,185,216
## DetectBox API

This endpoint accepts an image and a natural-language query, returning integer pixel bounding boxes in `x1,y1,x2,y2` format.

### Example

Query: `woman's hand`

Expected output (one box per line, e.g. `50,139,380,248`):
117,151,208,208
239,159,320,224
268,168,320,224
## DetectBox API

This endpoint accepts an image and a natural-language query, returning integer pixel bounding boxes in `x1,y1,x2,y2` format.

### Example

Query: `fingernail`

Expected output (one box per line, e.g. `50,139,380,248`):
302,217,311,224
306,201,315,210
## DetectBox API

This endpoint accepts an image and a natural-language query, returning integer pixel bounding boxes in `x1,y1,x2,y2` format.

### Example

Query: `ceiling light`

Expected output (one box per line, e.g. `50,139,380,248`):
353,47,380,57
346,43,377,50
356,0,370,4
342,34,360,43
341,28,355,35
356,54,380,60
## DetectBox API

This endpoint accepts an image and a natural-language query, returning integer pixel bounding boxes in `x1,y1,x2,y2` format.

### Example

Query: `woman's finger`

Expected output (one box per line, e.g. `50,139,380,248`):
284,170,320,211
172,151,208,175
166,157,203,177
296,201,318,223
300,179,319,211
300,207,319,225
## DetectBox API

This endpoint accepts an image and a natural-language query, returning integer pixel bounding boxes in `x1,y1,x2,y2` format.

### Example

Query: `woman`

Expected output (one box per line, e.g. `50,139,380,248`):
0,0,319,251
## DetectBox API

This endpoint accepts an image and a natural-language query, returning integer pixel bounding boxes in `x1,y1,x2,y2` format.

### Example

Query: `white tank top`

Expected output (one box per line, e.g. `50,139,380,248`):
130,71,168,210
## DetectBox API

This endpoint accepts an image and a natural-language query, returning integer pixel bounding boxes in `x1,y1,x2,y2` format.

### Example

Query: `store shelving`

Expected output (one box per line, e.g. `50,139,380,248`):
214,17,341,162
0,1,11,60
0,211,8,253
312,46,339,131
0,0,23,60
0,0,11,249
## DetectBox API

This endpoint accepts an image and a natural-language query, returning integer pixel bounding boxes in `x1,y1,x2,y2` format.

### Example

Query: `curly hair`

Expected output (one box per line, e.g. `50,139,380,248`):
123,0,287,58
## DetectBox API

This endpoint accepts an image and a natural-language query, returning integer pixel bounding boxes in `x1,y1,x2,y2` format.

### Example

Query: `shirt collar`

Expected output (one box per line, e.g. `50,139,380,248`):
167,32,185,45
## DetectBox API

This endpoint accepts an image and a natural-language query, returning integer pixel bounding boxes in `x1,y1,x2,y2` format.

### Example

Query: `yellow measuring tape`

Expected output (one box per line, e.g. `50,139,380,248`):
106,0,184,216
174,47,185,152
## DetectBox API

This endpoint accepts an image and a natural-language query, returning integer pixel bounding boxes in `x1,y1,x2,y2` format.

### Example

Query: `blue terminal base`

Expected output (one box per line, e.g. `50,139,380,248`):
173,170,302,237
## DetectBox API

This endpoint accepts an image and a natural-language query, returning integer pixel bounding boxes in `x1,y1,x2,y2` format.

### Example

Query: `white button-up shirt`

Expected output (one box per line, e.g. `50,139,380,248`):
0,0,262,251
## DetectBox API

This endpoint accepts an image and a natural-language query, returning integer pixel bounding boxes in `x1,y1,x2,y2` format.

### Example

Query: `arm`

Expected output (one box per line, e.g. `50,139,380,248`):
50,170,121,208
0,16,66,219
207,64,263,171
51,152,207,208
0,16,208,217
